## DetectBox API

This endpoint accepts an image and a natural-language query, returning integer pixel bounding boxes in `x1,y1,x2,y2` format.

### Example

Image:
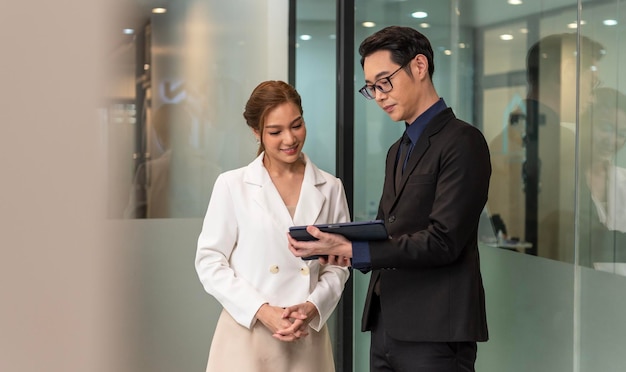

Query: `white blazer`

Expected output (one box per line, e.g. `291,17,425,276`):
195,153,350,331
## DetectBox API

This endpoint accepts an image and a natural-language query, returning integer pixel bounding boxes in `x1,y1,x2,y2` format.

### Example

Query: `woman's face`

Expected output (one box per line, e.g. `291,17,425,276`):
257,102,306,166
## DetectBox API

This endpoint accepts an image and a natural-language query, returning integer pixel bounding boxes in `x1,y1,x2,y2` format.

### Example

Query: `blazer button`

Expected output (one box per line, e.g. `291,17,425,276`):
300,266,310,276
388,215,396,223
269,265,279,274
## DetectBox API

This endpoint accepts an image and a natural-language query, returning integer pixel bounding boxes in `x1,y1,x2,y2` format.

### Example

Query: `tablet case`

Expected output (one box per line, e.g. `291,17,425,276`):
289,220,388,241
289,220,388,260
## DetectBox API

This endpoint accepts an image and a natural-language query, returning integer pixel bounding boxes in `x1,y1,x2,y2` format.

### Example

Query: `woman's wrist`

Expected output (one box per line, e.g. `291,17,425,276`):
305,301,319,319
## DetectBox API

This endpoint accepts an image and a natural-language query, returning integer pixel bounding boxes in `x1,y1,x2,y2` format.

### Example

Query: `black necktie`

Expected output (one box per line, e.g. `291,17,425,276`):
395,134,411,193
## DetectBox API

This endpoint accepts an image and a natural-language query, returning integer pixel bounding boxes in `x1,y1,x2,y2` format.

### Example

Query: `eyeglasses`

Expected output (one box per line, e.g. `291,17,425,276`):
359,62,409,100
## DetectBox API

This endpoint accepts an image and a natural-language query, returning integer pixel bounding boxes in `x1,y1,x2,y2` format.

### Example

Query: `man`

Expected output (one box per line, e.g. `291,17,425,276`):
287,26,491,371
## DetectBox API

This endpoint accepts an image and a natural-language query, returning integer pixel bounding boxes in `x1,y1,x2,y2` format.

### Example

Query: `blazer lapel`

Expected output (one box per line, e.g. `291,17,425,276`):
244,153,326,229
293,154,326,226
245,154,294,229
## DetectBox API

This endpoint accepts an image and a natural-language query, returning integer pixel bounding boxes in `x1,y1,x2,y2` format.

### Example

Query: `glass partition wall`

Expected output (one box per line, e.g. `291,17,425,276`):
103,1,291,371
348,0,626,371
103,0,626,370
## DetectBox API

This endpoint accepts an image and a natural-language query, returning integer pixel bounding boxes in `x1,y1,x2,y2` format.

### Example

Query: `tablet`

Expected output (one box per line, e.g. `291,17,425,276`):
289,220,389,260
289,219,388,241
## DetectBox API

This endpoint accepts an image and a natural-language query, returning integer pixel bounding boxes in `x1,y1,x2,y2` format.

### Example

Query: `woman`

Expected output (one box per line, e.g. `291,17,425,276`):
195,80,350,371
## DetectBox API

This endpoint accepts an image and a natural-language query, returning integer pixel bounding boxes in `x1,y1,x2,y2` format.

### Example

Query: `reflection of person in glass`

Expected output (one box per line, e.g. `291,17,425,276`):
124,103,219,218
579,87,626,269
487,33,605,261
585,88,626,231
195,81,350,371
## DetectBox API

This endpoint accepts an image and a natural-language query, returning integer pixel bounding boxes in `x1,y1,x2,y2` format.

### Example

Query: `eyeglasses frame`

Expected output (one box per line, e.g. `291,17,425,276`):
359,60,412,100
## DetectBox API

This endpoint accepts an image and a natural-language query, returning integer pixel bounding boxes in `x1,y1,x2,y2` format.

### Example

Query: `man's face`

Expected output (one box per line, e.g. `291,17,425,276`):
362,50,422,123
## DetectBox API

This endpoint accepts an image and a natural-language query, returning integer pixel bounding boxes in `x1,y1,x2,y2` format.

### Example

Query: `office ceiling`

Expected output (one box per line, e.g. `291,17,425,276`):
297,0,595,26
110,0,597,37
104,0,609,66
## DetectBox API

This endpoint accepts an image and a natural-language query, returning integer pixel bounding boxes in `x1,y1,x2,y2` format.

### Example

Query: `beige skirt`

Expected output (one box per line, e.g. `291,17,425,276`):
206,309,335,372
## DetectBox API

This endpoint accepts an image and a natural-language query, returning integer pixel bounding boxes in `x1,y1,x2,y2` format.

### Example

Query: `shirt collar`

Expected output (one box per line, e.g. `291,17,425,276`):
405,98,447,145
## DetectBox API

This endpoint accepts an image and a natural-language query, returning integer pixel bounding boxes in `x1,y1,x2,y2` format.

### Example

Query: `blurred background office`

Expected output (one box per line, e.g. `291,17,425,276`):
3,0,626,371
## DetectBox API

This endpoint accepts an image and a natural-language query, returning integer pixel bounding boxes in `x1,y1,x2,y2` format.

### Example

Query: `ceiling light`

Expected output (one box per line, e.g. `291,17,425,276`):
152,7,167,14
520,28,528,34
419,23,430,28
123,28,135,35
500,34,514,41
603,19,618,26
300,35,312,41
567,20,586,29
362,21,376,28
443,50,452,56
411,11,428,19
508,0,523,5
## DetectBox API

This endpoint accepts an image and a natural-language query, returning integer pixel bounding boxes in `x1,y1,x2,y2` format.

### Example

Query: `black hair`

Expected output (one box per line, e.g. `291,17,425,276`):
358,26,435,79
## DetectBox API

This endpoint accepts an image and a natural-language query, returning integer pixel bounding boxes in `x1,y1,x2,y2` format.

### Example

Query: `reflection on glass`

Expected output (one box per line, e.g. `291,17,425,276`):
295,0,337,174
106,0,282,219
580,87,626,273
487,33,605,262
124,103,220,218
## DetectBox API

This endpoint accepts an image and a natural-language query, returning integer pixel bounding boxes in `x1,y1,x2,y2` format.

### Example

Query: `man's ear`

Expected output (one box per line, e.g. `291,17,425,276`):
413,54,429,80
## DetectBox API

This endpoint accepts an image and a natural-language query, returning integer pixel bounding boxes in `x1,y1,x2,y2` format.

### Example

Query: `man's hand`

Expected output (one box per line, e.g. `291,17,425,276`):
287,225,353,259
321,255,352,267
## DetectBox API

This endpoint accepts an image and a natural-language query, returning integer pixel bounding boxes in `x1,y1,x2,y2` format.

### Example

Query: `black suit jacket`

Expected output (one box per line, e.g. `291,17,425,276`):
362,108,491,343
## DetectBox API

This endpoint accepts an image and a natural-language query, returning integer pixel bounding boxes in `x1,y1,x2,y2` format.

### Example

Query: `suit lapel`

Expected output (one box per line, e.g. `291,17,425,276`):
394,135,431,195
380,140,401,217
392,109,453,201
